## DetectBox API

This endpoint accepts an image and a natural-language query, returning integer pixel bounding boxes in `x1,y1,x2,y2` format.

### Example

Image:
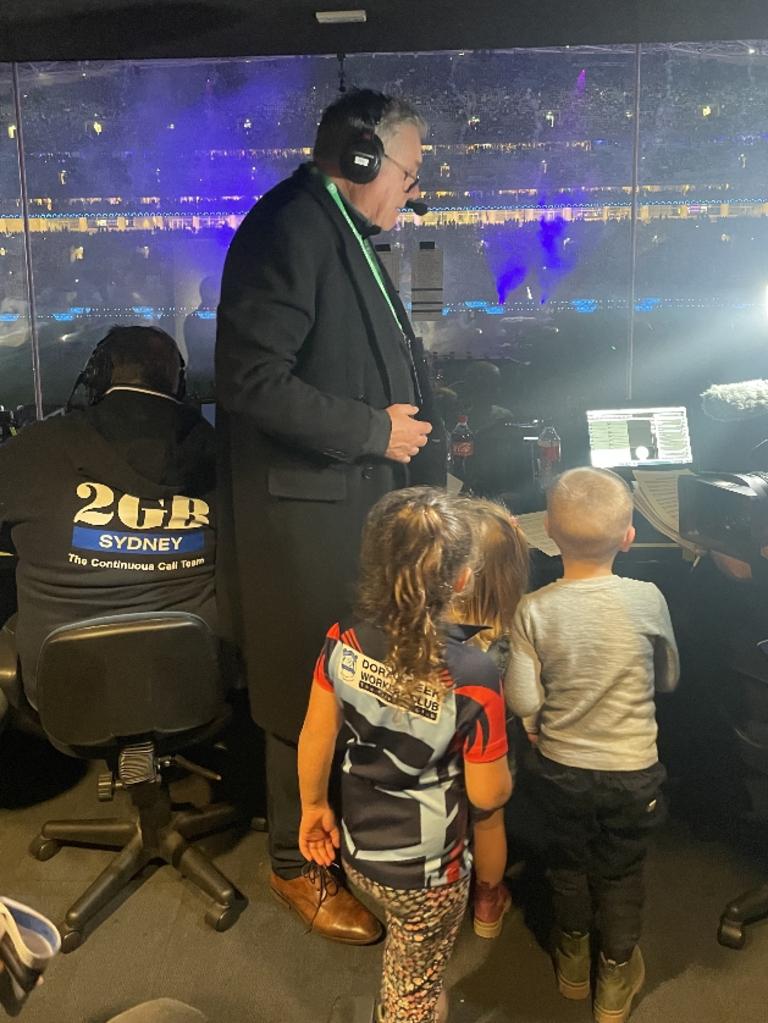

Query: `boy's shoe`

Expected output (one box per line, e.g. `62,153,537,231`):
472,880,512,938
593,947,645,1023
553,929,591,1000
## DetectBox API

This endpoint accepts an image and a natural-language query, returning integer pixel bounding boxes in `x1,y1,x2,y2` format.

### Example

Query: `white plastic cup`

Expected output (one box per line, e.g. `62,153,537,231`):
0,897,61,1010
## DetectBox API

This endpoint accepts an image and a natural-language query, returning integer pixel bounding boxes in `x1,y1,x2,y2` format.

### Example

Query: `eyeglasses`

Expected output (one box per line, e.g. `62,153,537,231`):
383,153,420,193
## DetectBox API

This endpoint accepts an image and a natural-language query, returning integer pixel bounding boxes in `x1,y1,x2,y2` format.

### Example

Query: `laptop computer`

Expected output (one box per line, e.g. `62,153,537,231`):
586,406,693,469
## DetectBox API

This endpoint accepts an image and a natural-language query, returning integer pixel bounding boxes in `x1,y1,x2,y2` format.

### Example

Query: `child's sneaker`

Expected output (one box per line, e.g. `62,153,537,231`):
373,994,446,1022
472,880,511,938
553,929,591,1000
593,947,645,1023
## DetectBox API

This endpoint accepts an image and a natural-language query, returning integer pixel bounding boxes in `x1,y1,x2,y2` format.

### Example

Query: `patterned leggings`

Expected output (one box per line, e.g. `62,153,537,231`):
345,864,470,1023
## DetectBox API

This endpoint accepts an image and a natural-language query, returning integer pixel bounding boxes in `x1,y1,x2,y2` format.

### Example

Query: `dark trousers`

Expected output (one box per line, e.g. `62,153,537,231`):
529,752,666,962
266,733,304,879
266,731,344,880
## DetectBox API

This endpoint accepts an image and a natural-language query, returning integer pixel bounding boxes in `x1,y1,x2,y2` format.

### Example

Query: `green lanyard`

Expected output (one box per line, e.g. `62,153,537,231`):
325,177,423,405
325,179,404,333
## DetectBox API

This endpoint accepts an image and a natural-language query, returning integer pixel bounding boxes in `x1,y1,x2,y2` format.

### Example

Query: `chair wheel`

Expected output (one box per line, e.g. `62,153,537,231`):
718,919,746,949
59,925,82,953
30,836,60,861
205,902,239,932
97,772,115,801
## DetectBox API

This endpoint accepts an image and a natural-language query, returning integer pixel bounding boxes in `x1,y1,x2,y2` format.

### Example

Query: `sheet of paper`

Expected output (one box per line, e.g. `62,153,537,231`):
632,467,702,553
632,468,693,534
516,511,561,557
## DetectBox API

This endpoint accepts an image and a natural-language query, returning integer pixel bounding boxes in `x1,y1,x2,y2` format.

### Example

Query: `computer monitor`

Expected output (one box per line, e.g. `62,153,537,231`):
586,406,693,469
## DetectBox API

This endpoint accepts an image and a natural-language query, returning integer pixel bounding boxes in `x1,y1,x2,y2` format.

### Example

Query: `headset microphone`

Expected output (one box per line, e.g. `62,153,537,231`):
405,199,429,216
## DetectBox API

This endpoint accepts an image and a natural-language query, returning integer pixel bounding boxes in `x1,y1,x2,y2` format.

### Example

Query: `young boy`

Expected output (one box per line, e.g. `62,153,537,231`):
505,467,679,1023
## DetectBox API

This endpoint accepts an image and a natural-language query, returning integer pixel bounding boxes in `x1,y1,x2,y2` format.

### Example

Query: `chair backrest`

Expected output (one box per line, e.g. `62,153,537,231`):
36,612,224,752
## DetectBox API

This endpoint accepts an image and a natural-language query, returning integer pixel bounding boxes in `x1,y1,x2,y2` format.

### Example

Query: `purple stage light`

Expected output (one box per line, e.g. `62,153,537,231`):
496,264,527,304
538,215,568,270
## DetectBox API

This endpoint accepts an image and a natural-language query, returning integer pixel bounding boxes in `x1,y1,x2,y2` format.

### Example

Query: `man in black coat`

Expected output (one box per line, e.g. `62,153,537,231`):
216,90,446,942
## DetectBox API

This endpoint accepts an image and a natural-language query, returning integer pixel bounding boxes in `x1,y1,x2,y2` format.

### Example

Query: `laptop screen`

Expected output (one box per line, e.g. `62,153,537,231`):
586,406,693,468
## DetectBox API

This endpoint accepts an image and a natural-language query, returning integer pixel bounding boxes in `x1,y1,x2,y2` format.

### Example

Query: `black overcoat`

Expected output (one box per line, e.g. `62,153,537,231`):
216,164,445,741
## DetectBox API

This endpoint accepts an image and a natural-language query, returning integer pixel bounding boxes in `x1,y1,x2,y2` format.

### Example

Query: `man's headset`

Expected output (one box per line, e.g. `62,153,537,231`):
335,92,428,216
337,92,390,185
67,330,186,411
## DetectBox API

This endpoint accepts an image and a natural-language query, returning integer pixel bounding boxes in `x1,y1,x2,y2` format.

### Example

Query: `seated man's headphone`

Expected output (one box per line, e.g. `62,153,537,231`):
337,93,390,185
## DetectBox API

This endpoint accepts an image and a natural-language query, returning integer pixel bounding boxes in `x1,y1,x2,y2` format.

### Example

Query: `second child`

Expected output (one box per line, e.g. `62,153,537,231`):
453,499,529,938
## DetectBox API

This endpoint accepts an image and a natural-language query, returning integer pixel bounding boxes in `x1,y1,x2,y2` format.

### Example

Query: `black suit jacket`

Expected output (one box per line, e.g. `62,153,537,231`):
216,164,445,739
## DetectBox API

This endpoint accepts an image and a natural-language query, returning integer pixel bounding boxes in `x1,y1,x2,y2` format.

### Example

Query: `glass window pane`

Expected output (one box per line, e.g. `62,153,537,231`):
636,42,768,468
357,49,637,481
0,64,35,429
17,50,637,486
16,57,341,410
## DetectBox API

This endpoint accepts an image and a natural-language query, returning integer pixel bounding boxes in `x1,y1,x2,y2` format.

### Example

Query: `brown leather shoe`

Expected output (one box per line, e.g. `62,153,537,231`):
269,866,383,945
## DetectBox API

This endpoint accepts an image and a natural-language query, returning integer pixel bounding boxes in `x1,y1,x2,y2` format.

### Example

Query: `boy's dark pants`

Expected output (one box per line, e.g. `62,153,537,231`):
529,752,666,963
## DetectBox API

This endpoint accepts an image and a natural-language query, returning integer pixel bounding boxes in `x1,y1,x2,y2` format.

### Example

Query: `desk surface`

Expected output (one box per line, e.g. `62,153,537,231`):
517,508,687,558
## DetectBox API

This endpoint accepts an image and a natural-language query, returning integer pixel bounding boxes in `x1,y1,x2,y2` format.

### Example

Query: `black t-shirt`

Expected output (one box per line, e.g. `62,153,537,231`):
0,390,216,706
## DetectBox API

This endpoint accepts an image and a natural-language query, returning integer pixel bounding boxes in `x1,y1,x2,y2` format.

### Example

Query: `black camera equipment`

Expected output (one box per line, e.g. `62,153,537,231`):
679,472,768,580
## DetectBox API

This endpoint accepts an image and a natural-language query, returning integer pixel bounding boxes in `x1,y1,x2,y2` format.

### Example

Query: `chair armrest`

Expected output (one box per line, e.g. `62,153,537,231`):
0,615,21,709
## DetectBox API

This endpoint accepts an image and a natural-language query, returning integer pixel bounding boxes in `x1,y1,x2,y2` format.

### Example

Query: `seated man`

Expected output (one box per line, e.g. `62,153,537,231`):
0,325,215,710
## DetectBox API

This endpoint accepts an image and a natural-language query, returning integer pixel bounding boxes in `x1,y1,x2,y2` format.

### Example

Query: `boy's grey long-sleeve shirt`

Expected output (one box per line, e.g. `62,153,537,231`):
504,575,680,771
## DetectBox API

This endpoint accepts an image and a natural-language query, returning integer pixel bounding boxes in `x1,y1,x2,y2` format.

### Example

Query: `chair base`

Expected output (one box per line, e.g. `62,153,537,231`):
718,881,768,949
30,779,244,951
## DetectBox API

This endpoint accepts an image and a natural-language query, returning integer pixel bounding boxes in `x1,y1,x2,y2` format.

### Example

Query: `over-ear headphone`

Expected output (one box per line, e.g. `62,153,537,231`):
67,329,186,410
339,132,384,184
338,92,389,185
80,336,115,406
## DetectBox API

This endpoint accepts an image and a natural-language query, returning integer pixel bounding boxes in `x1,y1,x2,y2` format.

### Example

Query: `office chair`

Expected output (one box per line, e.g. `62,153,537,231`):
28,611,244,952
462,416,537,502
718,639,768,948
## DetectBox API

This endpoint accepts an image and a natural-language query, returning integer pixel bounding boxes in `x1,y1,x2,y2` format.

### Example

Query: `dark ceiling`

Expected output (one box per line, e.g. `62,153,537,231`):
0,0,766,63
